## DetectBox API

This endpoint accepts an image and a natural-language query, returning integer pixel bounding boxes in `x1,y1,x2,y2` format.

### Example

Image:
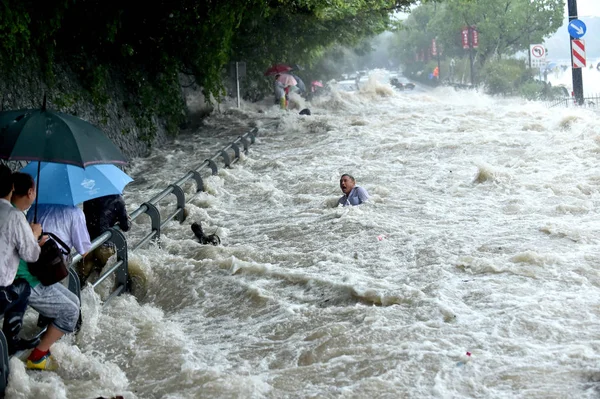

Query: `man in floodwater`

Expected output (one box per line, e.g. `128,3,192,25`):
338,174,369,206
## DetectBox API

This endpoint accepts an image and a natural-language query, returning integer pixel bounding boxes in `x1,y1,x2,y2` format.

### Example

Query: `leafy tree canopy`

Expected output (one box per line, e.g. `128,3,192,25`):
393,0,564,71
1,0,415,98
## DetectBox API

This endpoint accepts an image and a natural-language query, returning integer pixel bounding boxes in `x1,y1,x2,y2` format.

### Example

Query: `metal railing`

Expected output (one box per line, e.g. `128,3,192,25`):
546,94,600,109
71,127,258,299
0,127,259,394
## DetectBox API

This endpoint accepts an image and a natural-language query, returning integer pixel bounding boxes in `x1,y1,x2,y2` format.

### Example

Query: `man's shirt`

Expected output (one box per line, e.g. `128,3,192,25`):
0,198,40,286
27,204,92,256
338,186,369,207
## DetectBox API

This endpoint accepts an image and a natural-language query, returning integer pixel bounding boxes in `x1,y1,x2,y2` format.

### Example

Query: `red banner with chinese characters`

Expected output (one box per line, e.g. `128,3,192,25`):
471,28,479,49
461,27,469,49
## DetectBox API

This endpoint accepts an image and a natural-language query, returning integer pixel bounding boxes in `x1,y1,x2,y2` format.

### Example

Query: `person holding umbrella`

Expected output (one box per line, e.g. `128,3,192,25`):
0,97,128,222
274,74,287,109
17,161,133,285
276,74,298,110
11,172,83,370
0,165,44,356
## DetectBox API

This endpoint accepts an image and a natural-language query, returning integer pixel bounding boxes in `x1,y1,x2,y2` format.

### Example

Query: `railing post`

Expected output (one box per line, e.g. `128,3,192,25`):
0,332,8,396
230,142,241,162
168,184,186,223
108,228,129,294
142,202,161,241
205,159,218,175
248,129,257,143
220,150,231,168
67,267,81,303
239,135,250,154
189,170,204,192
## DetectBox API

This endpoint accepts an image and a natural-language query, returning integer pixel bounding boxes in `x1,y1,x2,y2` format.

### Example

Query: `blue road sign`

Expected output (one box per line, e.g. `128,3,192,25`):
568,19,587,39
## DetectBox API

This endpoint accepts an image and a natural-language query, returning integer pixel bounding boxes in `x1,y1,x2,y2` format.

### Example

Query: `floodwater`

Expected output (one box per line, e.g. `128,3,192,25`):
7,72,600,399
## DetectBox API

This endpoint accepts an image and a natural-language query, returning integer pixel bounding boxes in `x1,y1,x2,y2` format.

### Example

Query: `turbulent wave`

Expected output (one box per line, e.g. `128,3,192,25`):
11,73,600,398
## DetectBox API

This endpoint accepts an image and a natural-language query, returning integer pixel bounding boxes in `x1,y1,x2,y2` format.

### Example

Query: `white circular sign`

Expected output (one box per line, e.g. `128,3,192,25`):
532,45,545,58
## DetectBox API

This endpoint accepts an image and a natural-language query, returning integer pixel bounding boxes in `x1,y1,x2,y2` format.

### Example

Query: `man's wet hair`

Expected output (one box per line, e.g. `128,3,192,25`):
12,172,35,197
341,174,355,182
0,164,12,197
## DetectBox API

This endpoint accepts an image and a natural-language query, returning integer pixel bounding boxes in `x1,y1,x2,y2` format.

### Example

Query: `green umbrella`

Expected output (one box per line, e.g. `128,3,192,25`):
0,96,128,222
0,97,127,167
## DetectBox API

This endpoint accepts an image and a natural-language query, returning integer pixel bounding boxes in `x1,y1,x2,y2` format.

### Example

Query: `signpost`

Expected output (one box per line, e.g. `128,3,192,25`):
229,62,246,108
472,29,479,49
529,44,546,68
568,19,587,39
461,26,478,85
568,0,584,105
461,27,469,50
571,39,586,68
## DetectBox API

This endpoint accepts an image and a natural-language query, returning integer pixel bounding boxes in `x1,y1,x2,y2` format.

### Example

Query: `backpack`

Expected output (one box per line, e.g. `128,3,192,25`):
28,232,70,286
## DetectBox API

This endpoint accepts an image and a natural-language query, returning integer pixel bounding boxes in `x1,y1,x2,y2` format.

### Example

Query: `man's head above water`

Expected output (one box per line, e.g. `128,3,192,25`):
339,174,356,195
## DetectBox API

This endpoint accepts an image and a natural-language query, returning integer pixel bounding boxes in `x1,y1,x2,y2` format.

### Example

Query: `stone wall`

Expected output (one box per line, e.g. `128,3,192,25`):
1,61,169,162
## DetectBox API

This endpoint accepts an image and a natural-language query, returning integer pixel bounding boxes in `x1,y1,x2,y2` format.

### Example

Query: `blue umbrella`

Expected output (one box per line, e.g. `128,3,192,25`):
20,162,133,206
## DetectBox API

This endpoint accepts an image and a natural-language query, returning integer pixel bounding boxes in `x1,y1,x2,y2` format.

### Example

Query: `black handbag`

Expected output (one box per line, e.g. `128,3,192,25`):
28,232,70,286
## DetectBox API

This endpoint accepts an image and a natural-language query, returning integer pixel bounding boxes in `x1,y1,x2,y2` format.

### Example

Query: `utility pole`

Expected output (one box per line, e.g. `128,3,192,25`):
528,32,532,69
568,0,584,105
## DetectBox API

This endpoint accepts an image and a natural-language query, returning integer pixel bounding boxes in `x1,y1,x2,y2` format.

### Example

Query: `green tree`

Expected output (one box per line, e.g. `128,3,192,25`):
1,0,420,138
430,0,563,64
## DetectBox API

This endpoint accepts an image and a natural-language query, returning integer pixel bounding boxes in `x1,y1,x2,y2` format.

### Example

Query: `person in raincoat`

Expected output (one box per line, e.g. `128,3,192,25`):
274,74,287,109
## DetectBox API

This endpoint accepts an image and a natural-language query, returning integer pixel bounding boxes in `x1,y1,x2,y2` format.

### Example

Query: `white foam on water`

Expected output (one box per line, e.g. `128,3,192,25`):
10,79,600,398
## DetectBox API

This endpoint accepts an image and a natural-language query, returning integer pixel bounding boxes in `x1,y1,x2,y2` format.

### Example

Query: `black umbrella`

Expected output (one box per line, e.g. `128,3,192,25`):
0,96,128,221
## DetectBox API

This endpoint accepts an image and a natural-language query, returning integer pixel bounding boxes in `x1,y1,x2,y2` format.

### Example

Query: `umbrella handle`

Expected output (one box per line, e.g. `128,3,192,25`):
33,161,40,224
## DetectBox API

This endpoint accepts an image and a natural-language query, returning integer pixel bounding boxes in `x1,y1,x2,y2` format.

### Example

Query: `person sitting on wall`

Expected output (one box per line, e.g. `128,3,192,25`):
0,165,44,357
338,174,369,206
81,194,131,284
12,172,81,370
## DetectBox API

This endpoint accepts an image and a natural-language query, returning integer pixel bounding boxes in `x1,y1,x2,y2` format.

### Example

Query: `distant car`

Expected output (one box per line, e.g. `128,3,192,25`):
390,78,416,91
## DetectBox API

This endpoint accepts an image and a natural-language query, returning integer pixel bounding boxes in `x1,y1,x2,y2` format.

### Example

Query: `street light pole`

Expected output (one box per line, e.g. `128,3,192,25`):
568,0,584,105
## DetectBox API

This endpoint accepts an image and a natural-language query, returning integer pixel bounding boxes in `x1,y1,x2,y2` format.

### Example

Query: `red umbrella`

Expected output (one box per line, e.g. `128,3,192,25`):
265,64,293,76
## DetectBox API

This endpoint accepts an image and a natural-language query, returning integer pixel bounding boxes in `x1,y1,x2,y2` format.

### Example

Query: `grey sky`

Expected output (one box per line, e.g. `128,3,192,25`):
568,0,600,17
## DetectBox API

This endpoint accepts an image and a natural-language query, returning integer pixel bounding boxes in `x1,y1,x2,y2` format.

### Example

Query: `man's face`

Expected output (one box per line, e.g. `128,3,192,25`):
340,175,355,195
26,187,36,208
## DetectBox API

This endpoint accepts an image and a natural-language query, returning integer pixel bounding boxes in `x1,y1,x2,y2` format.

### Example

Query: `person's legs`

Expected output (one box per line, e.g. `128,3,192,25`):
26,282,80,369
0,279,40,355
